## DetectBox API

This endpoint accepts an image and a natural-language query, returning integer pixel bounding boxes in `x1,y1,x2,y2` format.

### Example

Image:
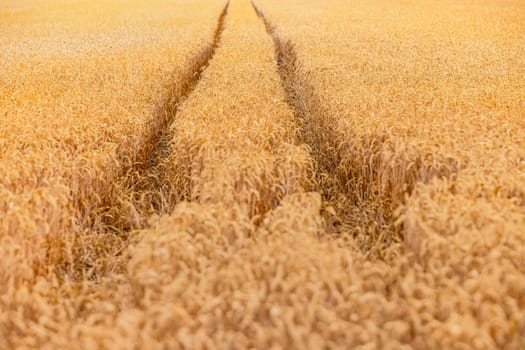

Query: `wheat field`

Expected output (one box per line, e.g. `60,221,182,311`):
1,0,524,348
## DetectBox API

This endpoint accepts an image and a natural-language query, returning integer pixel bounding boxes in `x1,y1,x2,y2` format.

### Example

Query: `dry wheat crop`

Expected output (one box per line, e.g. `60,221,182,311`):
1,0,525,348
1,0,226,346
0,0,225,280
255,0,525,347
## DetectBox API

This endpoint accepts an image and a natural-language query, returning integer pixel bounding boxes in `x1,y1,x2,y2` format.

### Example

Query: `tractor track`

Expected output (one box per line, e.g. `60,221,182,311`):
252,2,403,256
69,2,230,279
124,0,230,220
252,2,348,232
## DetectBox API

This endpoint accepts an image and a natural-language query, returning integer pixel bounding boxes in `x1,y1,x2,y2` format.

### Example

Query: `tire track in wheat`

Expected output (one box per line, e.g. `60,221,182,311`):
253,2,411,257
72,2,230,279
252,2,352,234
253,3,469,259
119,1,230,221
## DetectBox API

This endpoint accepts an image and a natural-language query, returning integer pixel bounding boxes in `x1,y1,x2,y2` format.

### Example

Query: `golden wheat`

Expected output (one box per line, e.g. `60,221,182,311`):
1,0,224,346
1,0,524,348
257,0,525,347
